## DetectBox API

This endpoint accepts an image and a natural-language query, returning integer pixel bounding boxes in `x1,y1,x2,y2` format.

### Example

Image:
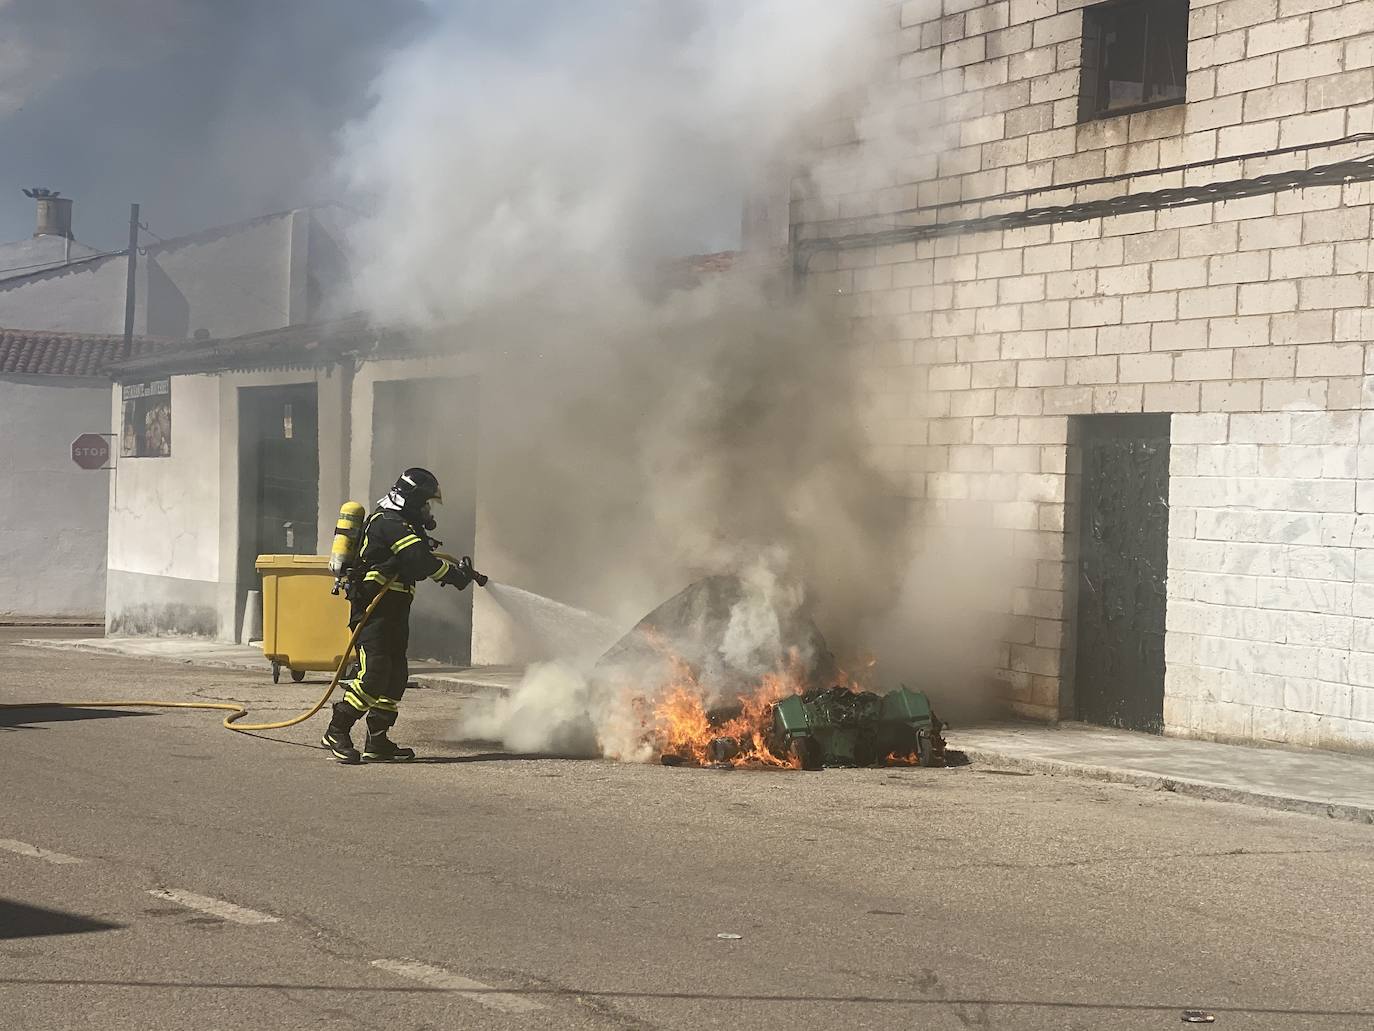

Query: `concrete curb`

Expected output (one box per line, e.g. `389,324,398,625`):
961,747,1374,825
410,674,515,698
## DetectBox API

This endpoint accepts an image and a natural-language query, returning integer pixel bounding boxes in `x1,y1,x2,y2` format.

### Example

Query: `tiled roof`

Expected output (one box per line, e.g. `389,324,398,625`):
107,313,386,378
684,251,739,275
659,250,741,291
0,328,174,378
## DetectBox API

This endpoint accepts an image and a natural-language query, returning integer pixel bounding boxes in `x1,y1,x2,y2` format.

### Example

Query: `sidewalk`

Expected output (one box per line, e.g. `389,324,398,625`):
1,617,104,627
17,635,522,695
957,722,1374,825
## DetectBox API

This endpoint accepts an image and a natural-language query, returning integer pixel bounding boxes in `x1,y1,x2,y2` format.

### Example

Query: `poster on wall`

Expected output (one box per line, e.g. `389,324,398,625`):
120,379,172,458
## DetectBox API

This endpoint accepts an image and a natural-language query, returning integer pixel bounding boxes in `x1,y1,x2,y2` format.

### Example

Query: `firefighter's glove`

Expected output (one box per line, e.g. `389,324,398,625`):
458,555,489,588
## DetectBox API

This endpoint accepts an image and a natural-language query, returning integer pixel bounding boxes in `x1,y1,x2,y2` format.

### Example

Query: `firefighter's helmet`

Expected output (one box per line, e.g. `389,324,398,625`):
394,467,442,507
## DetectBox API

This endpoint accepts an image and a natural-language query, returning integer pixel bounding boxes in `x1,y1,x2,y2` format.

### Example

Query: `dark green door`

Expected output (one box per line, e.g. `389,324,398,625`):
255,389,318,556
1073,414,1170,733
238,385,320,617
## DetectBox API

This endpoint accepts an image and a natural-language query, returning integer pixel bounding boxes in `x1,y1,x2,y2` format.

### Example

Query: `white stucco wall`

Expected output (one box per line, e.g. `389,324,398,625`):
0,257,128,334
0,375,111,617
107,366,347,640
0,208,349,340
145,216,295,340
106,374,222,635
110,375,221,580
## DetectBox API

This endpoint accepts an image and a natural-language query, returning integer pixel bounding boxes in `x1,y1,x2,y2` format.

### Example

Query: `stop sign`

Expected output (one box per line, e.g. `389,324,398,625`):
71,433,110,470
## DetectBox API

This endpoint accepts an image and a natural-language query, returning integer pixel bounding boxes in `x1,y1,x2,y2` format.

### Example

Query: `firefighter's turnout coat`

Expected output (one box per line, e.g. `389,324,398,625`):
340,508,457,723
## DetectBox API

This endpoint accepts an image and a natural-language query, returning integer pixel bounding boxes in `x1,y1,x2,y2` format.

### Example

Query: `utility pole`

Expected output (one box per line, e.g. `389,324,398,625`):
122,202,139,352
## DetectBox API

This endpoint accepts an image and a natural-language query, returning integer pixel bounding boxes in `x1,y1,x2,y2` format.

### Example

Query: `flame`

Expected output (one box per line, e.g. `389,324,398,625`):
636,634,927,770
833,656,878,694
650,642,809,768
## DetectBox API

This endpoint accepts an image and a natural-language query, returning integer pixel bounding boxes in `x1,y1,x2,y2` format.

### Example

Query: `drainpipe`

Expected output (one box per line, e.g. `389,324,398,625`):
339,355,355,502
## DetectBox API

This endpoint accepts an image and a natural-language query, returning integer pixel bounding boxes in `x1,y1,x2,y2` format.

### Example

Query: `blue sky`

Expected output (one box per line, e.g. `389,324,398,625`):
0,0,460,248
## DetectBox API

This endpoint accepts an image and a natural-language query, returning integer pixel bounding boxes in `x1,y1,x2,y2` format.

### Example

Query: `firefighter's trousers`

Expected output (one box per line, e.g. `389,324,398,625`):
334,588,412,735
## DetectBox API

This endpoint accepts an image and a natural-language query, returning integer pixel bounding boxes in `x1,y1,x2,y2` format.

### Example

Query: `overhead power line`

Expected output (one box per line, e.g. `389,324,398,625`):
798,151,1374,263
0,250,123,279
884,131,1374,223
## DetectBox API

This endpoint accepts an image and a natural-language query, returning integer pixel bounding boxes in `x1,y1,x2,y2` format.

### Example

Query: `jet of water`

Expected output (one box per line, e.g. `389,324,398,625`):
483,582,623,669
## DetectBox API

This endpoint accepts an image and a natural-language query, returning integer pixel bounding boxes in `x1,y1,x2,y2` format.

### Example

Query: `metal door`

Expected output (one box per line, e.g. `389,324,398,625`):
1073,414,1170,732
237,381,320,600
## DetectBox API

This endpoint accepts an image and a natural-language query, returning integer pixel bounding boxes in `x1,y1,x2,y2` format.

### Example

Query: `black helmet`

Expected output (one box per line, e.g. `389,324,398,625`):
393,467,442,507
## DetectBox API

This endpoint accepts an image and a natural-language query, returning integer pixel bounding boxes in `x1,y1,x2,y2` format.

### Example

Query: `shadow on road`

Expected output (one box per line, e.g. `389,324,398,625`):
0,900,122,940
0,706,150,731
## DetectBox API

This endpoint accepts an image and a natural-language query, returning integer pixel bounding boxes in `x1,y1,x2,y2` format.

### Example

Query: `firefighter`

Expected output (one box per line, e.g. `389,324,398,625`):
322,467,485,764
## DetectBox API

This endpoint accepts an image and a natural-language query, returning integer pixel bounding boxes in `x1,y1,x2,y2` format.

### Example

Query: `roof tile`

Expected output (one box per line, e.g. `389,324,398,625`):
0,328,174,378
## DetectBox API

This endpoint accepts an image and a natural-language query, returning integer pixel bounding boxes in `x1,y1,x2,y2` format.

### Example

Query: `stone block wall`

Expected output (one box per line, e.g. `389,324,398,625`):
793,0,1374,749
1168,410,1374,750
798,0,1374,237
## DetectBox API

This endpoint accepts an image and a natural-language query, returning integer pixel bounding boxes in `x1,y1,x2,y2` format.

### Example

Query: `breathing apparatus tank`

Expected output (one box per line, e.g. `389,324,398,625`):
329,501,367,593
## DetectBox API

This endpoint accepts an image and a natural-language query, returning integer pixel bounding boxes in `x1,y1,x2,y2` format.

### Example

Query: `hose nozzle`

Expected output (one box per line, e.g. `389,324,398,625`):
457,555,489,588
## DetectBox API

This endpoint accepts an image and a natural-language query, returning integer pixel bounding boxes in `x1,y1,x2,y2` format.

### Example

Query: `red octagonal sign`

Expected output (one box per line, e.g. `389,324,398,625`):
71,433,110,470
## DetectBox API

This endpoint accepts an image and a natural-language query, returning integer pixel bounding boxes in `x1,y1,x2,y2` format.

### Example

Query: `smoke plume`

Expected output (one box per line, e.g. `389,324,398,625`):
341,1,879,320
338,1,1008,756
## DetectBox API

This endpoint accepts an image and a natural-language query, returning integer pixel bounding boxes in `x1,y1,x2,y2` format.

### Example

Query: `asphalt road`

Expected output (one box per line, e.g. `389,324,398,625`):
3,627,1373,1031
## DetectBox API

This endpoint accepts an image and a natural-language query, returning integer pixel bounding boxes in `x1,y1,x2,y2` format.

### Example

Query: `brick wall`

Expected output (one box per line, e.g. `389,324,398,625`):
794,0,1374,749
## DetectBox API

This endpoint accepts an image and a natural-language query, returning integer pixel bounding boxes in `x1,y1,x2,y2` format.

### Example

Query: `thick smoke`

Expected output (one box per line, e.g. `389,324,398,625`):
342,2,877,318
338,1,1006,756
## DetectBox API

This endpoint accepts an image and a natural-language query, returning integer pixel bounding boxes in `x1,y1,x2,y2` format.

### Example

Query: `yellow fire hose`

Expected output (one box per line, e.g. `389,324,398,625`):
0,578,395,735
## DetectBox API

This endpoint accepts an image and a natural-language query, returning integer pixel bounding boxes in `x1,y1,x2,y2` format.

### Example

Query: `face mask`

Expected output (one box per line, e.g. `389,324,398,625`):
419,502,436,532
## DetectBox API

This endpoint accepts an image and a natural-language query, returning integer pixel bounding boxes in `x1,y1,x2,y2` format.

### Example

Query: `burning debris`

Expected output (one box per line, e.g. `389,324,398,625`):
657,683,947,770
590,573,948,770
775,685,945,769
465,571,954,768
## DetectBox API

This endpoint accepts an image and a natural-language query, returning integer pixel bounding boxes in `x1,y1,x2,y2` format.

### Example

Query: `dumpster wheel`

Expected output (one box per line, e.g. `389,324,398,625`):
0,578,394,738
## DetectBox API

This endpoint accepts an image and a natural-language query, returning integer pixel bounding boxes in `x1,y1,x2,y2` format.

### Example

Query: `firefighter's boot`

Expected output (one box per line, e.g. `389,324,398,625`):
322,701,363,765
362,733,416,762
362,709,415,762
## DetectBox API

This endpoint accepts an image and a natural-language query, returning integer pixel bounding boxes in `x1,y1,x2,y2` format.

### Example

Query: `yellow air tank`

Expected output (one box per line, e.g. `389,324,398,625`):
328,501,367,577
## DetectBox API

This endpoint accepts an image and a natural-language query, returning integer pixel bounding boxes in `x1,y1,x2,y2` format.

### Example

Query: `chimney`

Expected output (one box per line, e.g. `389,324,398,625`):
23,187,73,239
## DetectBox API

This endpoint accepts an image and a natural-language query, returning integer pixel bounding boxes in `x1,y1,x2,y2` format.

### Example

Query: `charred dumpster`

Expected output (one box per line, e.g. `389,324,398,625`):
765,686,946,770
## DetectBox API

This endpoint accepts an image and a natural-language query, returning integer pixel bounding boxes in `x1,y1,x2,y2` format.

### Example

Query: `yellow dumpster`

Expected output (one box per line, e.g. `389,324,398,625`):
255,555,351,684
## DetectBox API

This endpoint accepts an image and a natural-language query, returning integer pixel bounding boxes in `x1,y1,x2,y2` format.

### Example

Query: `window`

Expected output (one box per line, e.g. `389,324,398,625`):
1079,0,1189,121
